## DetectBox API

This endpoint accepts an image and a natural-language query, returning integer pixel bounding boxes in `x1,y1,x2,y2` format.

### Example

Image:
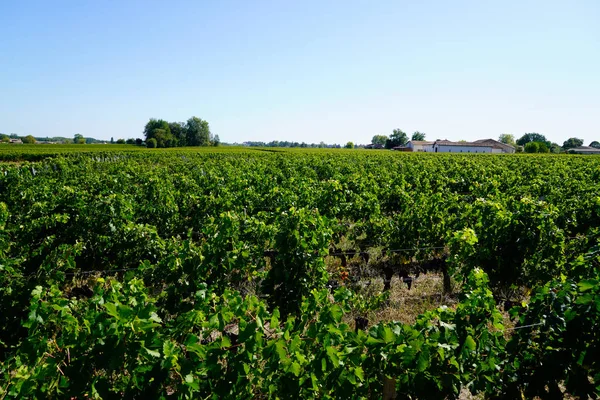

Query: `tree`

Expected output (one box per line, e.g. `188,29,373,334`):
146,138,157,148
74,134,85,144
411,131,426,141
537,142,550,153
499,134,515,146
0,134,9,143
110,137,114,144
169,122,186,146
385,129,409,149
371,135,388,146
562,137,584,150
185,116,211,146
151,129,175,148
144,119,171,142
549,143,562,153
22,135,36,144
524,142,539,153
516,133,549,147
116,138,126,144
126,138,135,145
345,142,354,149
135,138,144,146
590,141,600,149
212,135,220,147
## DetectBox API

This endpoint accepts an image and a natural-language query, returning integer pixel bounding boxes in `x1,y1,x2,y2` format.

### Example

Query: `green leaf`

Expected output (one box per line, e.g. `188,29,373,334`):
464,335,476,351
290,361,301,377
329,304,343,323
576,293,594,305
354,366,364,381
275,339,287,360
104,303,119,319
417,352,429,371
144,346,161,358
382,327,395,343
270,308,280,328
326,346,340,366
578,279,599,292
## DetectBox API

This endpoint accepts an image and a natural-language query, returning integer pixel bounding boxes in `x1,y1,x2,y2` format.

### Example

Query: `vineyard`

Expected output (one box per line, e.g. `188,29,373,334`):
1,148,599,399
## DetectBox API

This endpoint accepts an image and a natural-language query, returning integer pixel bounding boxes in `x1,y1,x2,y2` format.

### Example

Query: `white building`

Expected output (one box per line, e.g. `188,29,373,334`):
406,141,434,152
432,139,515,154
472,139,516,153
569,146,600,155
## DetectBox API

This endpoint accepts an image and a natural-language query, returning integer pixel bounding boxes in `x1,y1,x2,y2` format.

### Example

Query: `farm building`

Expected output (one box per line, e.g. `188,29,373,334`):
406,141,435,152
568,146,600,155
432,139,515,154
472,139,516,153
394,139,515,153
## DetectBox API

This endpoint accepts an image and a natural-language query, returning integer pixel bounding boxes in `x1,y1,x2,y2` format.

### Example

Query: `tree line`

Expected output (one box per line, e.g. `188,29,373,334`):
143,117,219,148
499,133,599,153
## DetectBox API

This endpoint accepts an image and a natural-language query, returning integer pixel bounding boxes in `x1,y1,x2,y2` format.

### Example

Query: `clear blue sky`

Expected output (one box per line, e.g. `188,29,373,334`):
1,1,599,145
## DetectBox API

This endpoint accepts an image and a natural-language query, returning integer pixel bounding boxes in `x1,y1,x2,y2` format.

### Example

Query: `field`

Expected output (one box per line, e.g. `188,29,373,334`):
1,147,599,399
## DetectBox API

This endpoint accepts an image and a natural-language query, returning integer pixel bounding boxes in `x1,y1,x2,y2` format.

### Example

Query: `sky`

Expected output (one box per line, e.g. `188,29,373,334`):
1,0,599,145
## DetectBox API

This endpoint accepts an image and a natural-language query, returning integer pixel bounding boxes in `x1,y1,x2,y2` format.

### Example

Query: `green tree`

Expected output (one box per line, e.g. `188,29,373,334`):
385,129,409,149
371,135,388,146
537,142,550,153
212,134,220,147
146,138,157,148
499,134,515,146
185,116,211,146
143,119,171,143
590,141,600,149
110,137,114,144
126,138,135,145
73,134,85,144
549,143,562,153
168,122,186,146
151,129,175,148
516,133,549,147
563,137,584,150
345,141,354,149
22,135,36,144
116,138,126,144
411,131,426,141
135,138,144,146
524,142,539,153
1,134,10,143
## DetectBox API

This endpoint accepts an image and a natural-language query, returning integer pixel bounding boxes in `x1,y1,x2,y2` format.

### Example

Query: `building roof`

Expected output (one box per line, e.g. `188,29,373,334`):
409,141,434,145
473,138,515,150
433,140,493,148
570,146,600,153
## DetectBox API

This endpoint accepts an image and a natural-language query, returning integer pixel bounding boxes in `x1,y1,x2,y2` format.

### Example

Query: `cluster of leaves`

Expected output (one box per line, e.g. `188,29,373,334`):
0,268,506,399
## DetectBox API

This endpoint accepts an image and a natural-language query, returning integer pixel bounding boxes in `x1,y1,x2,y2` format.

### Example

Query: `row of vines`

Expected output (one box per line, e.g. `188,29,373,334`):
1,151,600,398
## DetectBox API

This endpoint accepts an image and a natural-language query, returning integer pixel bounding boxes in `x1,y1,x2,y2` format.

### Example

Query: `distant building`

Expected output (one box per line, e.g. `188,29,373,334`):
9,139,23,144
432,139,515,154
433,140,498,153
406,141,435,152
395,139,514,154
568,146,600,155
472,139,516,154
